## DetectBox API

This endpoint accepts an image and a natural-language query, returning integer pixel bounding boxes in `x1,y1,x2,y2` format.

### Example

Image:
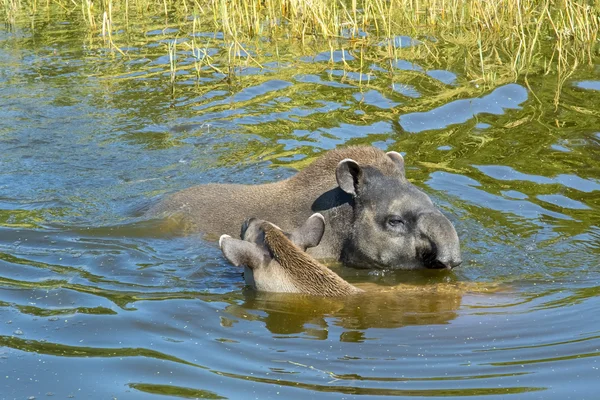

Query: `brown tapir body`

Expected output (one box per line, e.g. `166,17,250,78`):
220,214,363,296
150,146,461,270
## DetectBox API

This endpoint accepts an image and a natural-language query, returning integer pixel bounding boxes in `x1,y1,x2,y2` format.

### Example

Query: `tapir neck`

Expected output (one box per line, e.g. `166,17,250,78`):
305,190,355,260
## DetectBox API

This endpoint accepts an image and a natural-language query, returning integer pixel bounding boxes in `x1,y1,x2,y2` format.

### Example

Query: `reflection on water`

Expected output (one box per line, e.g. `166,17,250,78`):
227,283,469,335
1,6,599,400
400,84,529,132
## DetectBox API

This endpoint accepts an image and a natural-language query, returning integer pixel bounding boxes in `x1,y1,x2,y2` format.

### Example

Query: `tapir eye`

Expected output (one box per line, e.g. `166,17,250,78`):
386,216,405,228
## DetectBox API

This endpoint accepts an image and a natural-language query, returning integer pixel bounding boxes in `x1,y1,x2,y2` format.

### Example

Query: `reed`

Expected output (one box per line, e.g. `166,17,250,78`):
2,0,21,28
168,38,177,97
2,0,599,104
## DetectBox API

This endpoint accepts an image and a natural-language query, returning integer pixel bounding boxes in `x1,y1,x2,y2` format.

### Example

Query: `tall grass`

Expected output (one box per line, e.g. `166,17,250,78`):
2,0,599,104
2,0,21,27
200,0,599,104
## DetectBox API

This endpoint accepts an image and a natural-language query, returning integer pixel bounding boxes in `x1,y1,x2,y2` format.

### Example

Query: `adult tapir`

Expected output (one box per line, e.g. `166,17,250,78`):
150,146,462,270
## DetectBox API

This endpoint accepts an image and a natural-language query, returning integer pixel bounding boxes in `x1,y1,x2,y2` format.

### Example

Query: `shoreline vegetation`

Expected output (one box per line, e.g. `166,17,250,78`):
2,0,599,105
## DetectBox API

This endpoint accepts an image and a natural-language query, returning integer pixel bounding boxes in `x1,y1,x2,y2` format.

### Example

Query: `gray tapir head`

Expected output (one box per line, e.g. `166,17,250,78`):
336,151,462,270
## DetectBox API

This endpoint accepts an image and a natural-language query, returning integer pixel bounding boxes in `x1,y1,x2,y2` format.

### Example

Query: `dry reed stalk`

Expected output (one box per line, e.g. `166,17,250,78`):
3,0,598,102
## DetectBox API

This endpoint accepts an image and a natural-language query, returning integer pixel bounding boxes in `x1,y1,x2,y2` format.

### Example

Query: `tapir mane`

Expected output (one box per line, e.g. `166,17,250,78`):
262,225,361,297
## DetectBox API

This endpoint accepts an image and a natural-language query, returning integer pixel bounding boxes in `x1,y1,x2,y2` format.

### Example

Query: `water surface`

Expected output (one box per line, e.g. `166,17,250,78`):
1,10,599,400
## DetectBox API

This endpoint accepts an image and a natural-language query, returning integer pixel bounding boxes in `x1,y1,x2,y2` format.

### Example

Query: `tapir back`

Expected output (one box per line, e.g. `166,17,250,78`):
149,146,400,238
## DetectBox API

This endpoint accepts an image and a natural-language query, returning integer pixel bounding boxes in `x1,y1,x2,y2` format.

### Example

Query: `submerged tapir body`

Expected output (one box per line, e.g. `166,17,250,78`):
220,214,362,296
150,146,461,270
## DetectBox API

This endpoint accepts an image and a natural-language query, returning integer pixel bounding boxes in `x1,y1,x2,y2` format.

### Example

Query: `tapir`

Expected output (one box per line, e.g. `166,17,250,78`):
150,146,461,270
220,213,363,296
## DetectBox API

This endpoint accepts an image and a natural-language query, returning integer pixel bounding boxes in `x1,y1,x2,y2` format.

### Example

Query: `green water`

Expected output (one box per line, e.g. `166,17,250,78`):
1,8,599,400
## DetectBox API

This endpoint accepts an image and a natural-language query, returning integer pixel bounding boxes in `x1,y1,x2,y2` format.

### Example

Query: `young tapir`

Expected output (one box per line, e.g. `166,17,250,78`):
150,146,461,270
219,213,363,296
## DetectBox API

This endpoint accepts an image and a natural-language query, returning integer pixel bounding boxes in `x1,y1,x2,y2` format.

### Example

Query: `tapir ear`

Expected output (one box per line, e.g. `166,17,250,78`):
289,213,325,251
386,151,405,174
336,158,362,196
219,235,264,269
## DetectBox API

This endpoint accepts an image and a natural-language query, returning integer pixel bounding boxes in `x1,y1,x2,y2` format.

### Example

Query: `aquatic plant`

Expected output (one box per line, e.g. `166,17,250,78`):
2,0,599,104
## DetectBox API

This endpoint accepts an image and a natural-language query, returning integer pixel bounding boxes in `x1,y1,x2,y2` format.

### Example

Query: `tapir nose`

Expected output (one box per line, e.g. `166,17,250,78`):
424,255,462,270
436,256,462,270
418,211,462,270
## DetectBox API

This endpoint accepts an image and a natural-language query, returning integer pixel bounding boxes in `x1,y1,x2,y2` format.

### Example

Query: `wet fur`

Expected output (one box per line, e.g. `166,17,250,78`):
261,224,363,297
150,146,404,258
154,145,461,270
150,146,401,236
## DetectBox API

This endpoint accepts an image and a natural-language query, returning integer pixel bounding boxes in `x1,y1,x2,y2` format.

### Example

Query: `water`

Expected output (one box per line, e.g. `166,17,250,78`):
1,10,599,400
